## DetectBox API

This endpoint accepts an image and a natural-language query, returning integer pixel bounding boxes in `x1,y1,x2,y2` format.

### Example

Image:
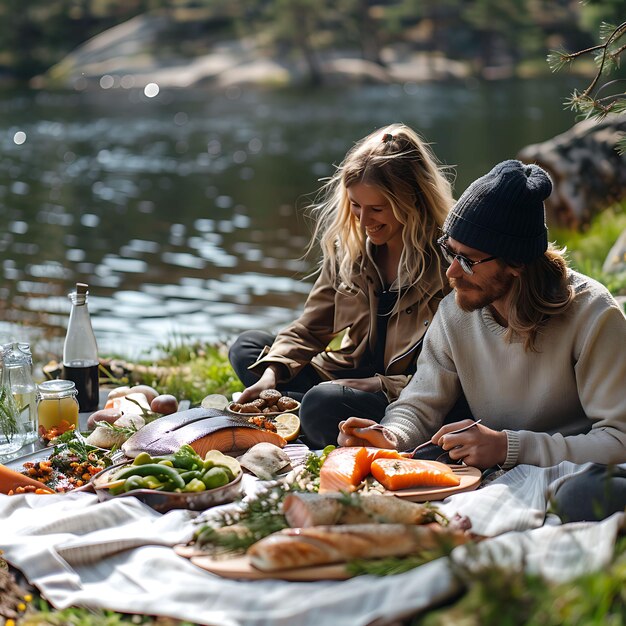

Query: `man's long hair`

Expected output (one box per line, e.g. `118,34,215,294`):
503,244,574,351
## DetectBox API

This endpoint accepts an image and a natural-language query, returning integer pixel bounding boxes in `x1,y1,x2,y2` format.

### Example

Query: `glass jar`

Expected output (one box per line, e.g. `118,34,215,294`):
37,380,80,436
2,341,38,444
0,358,25,457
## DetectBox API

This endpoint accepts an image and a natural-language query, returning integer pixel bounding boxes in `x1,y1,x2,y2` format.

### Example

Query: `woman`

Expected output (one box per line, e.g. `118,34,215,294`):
229,123,454,447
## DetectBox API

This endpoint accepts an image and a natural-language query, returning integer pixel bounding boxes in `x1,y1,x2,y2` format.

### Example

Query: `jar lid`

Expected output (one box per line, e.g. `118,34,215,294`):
37,379,76,393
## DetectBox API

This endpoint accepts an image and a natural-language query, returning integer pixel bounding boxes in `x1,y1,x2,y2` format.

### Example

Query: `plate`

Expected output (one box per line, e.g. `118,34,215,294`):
4,447,52,471
225,400,301,418
91,462,243,513
384,465,482,502
4,441,118,493
189,553,350,581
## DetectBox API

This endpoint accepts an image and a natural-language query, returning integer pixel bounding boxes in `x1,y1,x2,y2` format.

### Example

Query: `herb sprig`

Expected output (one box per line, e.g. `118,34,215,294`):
0,386,19,444
194,483,289,555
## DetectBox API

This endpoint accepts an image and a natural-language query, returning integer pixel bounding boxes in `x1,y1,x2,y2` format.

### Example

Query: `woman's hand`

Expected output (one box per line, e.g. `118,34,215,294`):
431,419,507,469
237,366,280,404
325,377,382,393
338,417,398,449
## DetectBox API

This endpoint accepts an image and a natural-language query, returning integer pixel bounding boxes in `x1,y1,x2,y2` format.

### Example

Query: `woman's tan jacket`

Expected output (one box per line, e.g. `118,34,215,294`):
248,251,448,401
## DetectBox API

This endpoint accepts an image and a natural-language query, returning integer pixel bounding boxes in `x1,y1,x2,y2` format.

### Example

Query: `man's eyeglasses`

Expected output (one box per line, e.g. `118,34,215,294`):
437,235,498,275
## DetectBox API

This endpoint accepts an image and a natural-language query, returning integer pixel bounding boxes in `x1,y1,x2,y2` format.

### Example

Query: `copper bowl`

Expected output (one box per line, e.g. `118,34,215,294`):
90,462,243,513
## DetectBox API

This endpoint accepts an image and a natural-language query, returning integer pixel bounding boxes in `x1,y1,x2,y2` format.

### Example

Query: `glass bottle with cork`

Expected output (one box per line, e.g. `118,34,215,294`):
62,282,99,412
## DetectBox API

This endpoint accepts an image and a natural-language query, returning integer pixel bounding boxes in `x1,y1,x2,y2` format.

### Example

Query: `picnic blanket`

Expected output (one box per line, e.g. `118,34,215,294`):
0,462,623,626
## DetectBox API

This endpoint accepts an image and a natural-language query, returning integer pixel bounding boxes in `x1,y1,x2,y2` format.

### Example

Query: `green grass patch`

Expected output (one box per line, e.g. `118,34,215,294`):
552,203,626,296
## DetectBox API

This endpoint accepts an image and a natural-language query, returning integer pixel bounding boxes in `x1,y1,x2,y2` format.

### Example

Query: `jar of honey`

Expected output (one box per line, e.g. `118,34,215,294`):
37,379,79,437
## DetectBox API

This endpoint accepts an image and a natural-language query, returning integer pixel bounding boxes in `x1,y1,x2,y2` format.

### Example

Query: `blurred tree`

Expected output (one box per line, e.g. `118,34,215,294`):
461,0,542,70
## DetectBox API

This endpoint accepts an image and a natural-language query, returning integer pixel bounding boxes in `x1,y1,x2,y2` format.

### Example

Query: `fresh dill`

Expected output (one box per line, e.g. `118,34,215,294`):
0,385,19,444
346,552,441,577
194,483,290,555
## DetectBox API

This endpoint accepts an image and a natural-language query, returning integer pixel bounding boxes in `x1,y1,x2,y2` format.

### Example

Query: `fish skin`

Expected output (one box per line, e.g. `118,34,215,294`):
122,408,285,457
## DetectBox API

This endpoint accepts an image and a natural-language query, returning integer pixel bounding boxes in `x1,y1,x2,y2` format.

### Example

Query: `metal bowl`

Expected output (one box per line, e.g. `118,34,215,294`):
90,462,243,513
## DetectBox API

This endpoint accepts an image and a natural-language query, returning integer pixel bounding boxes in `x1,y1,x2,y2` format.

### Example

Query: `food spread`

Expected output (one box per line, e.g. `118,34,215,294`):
5,384,479,581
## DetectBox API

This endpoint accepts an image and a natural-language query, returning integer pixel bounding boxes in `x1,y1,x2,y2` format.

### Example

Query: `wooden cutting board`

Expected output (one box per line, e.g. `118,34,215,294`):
189,553,351,581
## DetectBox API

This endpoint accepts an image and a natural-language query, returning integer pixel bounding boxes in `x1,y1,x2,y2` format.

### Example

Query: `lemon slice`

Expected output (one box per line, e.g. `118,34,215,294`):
274,413,300,442
201,394,229,410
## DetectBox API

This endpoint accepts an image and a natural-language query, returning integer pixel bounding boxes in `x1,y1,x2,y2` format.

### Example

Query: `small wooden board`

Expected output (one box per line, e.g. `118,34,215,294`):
189,554,351,581
384,465,482,502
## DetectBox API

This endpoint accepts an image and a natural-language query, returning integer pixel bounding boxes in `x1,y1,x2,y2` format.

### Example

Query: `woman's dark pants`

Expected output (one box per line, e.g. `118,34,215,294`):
228,330,388,448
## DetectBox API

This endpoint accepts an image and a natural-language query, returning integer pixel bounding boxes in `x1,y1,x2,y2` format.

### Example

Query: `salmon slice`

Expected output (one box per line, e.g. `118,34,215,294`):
318,447,406,493
318,446,372,493
370,458,461,491
122,409,286,457
365,447,405,462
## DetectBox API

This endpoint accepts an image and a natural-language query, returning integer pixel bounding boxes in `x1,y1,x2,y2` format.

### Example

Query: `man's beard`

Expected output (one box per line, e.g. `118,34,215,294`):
450,272,514,312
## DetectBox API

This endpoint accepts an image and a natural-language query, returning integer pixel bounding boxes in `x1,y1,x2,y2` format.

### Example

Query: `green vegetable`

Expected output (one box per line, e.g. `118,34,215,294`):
183,478,207,493
173,444,204,470
179,470,203,482
142,475,164,490
202,467,230,489
123,475,147,492
132,452,153,466
114,463,185,489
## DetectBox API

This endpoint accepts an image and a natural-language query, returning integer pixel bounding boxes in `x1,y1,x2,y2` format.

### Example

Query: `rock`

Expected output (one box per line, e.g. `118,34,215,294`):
518,115,626,229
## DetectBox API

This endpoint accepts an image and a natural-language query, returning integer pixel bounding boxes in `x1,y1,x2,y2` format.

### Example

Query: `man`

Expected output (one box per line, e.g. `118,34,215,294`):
339,160,626,489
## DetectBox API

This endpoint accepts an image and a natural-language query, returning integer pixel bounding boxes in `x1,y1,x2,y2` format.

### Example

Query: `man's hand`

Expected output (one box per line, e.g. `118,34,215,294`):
338,417,398,449
325,377,382,393
431,419,507,469
237,366,280,404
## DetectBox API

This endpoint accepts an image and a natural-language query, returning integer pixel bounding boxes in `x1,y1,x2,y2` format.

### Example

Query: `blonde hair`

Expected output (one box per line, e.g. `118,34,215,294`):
307,123,453,300
504,245,574,351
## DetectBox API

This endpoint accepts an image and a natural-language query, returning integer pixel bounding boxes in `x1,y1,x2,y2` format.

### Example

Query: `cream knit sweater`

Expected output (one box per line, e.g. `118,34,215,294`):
381,270,626,468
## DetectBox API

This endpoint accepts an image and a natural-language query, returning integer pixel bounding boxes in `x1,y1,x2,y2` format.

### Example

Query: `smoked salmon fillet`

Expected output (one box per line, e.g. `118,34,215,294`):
122,408,286,457
318,446,404,493
370,458,461,491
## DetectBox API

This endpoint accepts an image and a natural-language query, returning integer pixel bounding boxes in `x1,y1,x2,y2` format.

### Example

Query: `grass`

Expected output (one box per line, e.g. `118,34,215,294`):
552,203,626,297
415,537,626,626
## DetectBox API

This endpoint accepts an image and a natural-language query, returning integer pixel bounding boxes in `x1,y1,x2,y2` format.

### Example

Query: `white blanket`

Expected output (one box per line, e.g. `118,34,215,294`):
0,463,623,626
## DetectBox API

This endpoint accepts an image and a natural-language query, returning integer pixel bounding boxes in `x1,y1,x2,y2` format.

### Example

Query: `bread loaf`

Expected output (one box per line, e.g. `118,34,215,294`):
247,523,464,571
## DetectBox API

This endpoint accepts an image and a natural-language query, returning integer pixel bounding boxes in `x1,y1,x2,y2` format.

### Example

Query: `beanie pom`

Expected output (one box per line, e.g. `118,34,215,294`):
523,163,552,200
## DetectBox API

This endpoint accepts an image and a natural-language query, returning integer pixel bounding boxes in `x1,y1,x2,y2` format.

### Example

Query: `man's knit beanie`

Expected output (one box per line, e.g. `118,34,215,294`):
444,159,551,263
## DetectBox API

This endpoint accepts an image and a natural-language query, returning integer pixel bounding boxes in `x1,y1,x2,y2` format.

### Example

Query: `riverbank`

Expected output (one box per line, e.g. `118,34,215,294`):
38,12,596,92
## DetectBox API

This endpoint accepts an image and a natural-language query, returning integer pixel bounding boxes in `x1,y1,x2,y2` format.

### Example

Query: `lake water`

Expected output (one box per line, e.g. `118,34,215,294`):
0,77,580,361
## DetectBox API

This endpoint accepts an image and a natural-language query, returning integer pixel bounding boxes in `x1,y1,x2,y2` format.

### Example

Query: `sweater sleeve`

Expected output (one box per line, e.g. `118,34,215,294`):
505,298,626,467
248,262,339,381
379,307,461,451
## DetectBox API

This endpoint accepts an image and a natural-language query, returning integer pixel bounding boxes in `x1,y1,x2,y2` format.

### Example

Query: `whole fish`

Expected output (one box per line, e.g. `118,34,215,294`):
122,407,286,458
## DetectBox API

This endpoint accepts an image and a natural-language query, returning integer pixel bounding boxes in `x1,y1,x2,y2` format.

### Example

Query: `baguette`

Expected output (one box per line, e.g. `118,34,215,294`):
283,492,432,527
247,523,467,571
